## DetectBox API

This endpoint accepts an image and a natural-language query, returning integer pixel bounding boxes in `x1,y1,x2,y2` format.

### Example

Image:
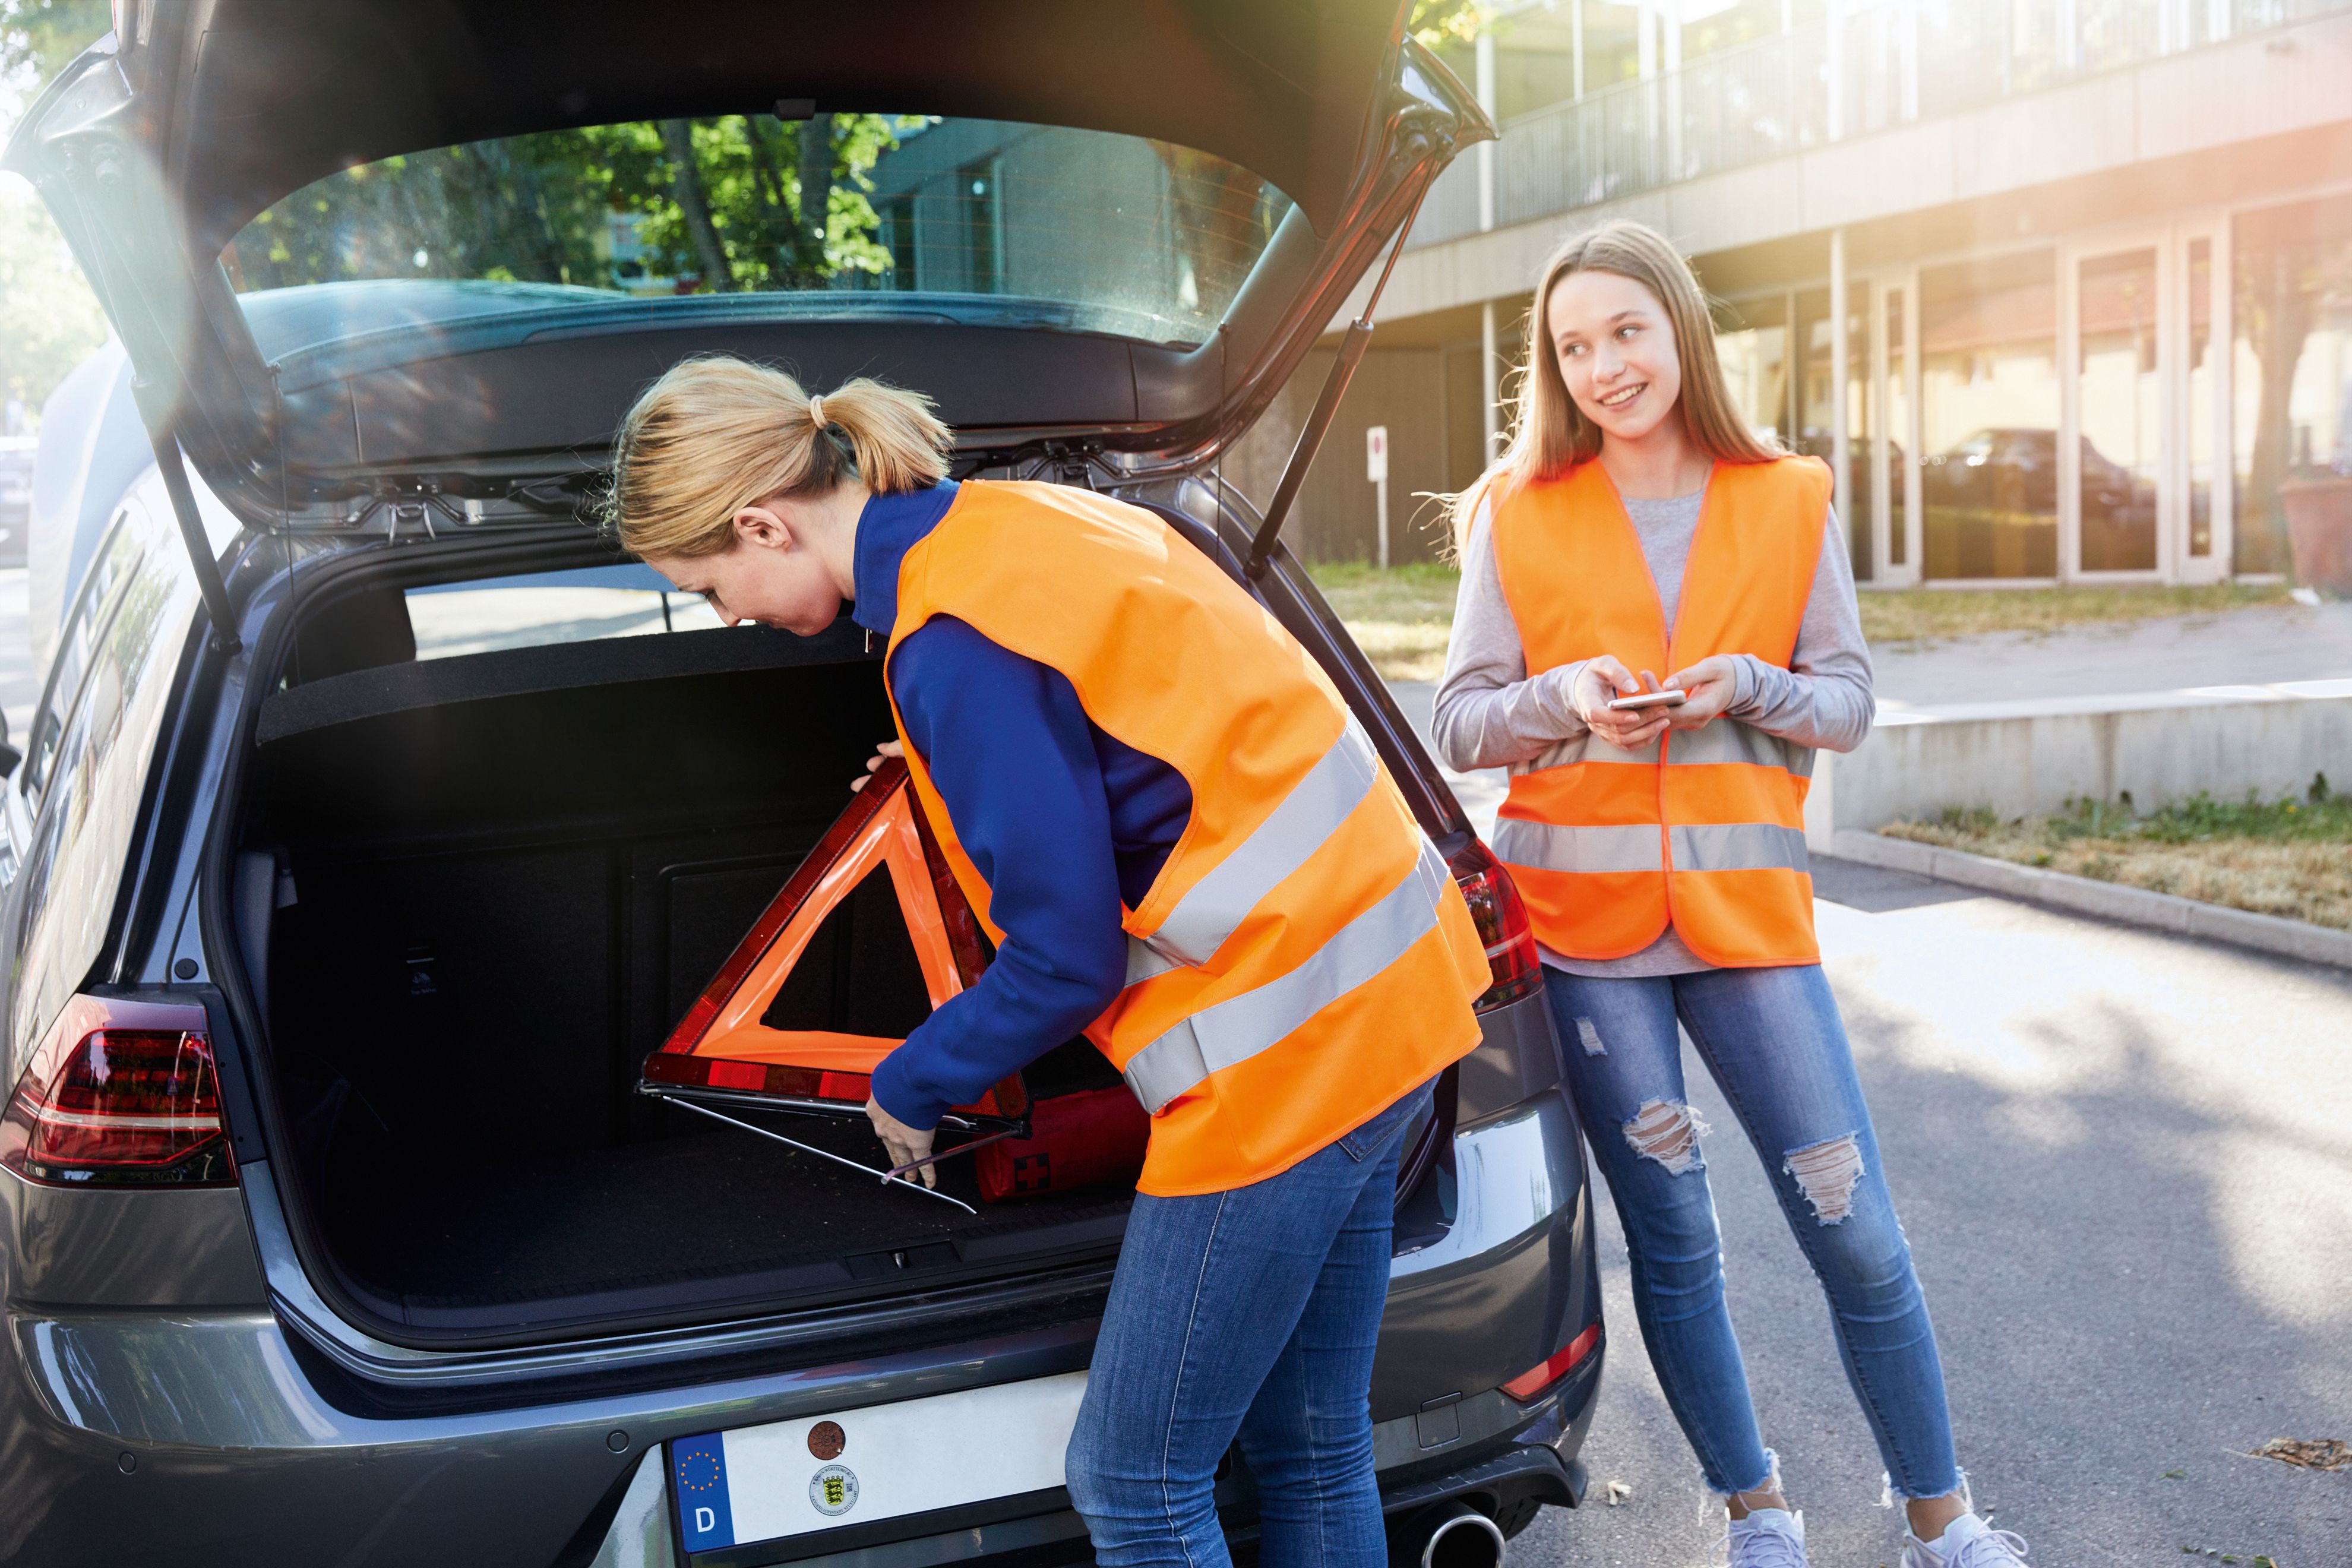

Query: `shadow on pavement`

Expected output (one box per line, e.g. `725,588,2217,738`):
1512,886,2352,1566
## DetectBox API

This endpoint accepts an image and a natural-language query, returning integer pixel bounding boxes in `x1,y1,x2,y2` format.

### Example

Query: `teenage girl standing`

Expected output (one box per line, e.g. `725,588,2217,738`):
1433,222,2032,1568
609,357,1491,1568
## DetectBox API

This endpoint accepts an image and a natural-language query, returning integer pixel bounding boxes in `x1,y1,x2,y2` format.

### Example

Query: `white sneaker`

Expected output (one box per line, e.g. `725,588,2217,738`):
1899,1512,2031,1567
1722,1507,1807,1568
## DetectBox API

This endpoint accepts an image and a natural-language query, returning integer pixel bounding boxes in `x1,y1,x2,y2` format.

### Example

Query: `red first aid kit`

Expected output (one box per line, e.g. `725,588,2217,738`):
976,1085,1149,1203
636,757,1146,1205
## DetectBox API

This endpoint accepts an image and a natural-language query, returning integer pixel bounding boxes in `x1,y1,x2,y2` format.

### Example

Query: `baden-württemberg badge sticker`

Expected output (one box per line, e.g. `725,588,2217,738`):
810,1463,859,1516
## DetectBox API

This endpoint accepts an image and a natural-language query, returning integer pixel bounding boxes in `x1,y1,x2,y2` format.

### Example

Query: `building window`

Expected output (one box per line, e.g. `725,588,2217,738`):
1919,249,2060,580
1794,282,1875,580
2075,247,2161,573
2233,194,2352,576
879,195,916,289
960,159,1001,295
2187,238,2214,559
1714,293,1792,448
1887,285,1909,568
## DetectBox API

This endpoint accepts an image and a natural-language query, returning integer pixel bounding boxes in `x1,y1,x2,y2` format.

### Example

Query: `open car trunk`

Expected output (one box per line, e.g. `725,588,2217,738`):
235,590,1141,1339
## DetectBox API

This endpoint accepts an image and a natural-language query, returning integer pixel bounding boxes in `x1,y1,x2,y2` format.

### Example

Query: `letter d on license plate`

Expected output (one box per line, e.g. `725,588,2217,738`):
670,1371,1088,1554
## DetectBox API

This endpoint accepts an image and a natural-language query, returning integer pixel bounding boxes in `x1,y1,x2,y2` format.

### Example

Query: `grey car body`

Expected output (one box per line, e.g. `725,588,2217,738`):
0,5,1603,1564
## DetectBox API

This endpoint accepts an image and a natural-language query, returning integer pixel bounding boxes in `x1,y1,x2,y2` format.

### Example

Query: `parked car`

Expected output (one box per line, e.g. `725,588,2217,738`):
0,6,1601,1566
0,438,33,568
1920,426,2151,522
1920,426,2154,576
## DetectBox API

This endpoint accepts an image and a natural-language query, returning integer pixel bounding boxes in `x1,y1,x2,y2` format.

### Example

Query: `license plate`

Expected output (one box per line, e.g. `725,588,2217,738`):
669,1371,1089,1555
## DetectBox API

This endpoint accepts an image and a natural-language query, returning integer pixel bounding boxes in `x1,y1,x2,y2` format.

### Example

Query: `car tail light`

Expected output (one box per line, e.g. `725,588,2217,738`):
0,995,233,1187
1499,1322,1602,1403
1447,837,1543,1013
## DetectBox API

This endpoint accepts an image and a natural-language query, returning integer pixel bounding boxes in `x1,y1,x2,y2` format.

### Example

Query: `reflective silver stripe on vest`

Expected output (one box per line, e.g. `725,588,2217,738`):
1491,818,1663,875
1664,719,1816,779
1122,837,1449,1115
1667,823,1810,873
1133,716,1381,972
1126,937,1182,987
1520,732,1658,774
1493,818,1807,877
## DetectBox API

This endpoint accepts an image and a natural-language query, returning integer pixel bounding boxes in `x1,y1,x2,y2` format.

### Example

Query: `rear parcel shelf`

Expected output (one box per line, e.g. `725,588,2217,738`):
254,617,878,744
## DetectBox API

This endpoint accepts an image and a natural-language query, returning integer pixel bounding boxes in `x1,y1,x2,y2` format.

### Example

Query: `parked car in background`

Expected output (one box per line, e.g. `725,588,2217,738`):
1919,426,2155,577
0,438,34,567
0,5,1601,1566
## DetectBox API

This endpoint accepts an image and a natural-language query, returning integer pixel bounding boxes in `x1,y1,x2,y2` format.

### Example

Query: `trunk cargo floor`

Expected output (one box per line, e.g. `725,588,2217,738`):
327,1124,1130,1310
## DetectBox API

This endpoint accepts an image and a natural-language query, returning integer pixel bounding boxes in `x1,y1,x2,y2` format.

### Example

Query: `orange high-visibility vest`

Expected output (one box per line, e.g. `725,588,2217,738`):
885,480,1490,1197
1489,457,1829,968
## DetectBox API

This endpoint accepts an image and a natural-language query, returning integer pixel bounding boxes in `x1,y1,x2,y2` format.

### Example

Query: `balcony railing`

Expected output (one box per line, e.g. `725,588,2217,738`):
1412,0,2352,248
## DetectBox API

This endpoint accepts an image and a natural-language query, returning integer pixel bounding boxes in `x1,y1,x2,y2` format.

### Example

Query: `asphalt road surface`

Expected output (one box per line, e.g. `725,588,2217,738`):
1516,856,2352,1567
6,568,2345,1563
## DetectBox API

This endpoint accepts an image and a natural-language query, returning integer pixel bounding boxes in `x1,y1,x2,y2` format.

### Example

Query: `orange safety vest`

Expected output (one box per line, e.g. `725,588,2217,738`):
1489,457,1829,968
885,480,1491,1197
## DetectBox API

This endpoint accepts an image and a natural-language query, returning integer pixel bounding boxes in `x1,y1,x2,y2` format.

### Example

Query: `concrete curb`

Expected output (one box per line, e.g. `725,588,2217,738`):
1828,830,2352,971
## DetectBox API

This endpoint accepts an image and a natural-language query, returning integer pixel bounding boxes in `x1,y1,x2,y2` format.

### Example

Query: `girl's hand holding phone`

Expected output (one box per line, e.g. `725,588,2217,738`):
1572,655,1677,750
1661,655,1741,730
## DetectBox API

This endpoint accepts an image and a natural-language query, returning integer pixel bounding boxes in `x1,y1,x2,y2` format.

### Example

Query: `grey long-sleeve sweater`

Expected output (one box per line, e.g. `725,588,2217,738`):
1431,480,1874,977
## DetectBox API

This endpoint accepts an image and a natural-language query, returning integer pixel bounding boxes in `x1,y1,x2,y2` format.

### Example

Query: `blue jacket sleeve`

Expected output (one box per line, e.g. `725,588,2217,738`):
868,617,1130,1130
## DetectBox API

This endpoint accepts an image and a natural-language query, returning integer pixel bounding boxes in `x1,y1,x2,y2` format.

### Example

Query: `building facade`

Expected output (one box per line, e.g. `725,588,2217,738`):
1238,0,2352,581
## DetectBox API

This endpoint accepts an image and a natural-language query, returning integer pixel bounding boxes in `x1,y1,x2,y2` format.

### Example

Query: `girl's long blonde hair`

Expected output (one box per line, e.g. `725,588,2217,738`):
1448,220,1781,552
606,355,953,559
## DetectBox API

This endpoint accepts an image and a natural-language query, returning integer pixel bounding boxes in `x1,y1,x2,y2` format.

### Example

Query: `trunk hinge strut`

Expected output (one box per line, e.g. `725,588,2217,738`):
129,379,242,656
144,425,245,656
1241,180,1433,584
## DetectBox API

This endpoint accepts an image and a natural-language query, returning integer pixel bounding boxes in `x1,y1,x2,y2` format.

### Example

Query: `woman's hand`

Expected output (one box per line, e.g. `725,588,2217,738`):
1570,655,1675,751
849,738,905,792
864,1095,937,1188
1662,655,1741,731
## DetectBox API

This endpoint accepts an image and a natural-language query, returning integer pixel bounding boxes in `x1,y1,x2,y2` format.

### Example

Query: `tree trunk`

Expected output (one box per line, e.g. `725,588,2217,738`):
2244,248,2313,574
745,119,797,283
796,113,835,281
659,119,734,291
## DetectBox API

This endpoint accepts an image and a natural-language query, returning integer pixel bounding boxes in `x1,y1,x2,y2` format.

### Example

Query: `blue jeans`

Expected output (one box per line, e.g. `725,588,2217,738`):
1065,1082,1433,1568
1544,965,1960,1502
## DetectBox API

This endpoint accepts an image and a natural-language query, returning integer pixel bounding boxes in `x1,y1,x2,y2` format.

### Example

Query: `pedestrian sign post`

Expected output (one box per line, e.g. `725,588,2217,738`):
1366,425,1389,570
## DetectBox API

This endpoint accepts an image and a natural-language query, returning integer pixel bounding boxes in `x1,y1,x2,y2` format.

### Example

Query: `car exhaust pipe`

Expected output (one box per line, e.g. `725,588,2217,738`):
1403,1500,1506,1568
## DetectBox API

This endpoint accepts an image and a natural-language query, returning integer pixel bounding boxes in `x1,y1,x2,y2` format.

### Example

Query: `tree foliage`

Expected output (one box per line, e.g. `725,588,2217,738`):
0,0,104,96
0,177,109,419
1408,0,1490,50
1,2,111,424
230,114,919,295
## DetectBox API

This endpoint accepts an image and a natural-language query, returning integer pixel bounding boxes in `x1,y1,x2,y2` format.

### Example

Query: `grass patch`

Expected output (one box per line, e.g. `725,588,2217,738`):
1880,777,2352,930
1858,582,2294,647
1304,564,2294,679
1305,561,1460,682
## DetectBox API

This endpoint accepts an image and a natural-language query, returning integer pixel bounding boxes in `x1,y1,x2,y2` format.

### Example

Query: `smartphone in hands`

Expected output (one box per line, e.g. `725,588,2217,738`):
1605,688,1688,712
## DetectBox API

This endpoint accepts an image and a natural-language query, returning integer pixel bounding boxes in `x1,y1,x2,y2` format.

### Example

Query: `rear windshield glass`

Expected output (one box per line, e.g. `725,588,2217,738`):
227,115,1293,348
406,566,720,660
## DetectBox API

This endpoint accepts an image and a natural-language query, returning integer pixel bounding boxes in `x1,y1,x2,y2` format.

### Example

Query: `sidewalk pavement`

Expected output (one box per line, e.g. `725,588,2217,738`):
1393,596,2352,837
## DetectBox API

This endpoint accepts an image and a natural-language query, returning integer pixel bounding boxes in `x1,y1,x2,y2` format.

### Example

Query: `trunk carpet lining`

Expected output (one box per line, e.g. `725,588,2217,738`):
328,1126,1131,1310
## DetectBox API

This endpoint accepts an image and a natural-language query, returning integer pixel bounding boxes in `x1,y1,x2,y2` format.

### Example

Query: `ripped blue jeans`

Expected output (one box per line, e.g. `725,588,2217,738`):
1544,963,1960,1503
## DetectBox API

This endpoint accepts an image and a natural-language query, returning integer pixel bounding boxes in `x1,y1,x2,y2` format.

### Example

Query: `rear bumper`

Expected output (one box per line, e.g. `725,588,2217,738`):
1,1080,1595,1568
593,1357,1600,1568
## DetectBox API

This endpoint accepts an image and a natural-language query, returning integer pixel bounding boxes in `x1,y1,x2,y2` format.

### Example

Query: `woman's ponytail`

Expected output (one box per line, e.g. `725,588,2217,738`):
818,379,953,498
606,356,953,560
